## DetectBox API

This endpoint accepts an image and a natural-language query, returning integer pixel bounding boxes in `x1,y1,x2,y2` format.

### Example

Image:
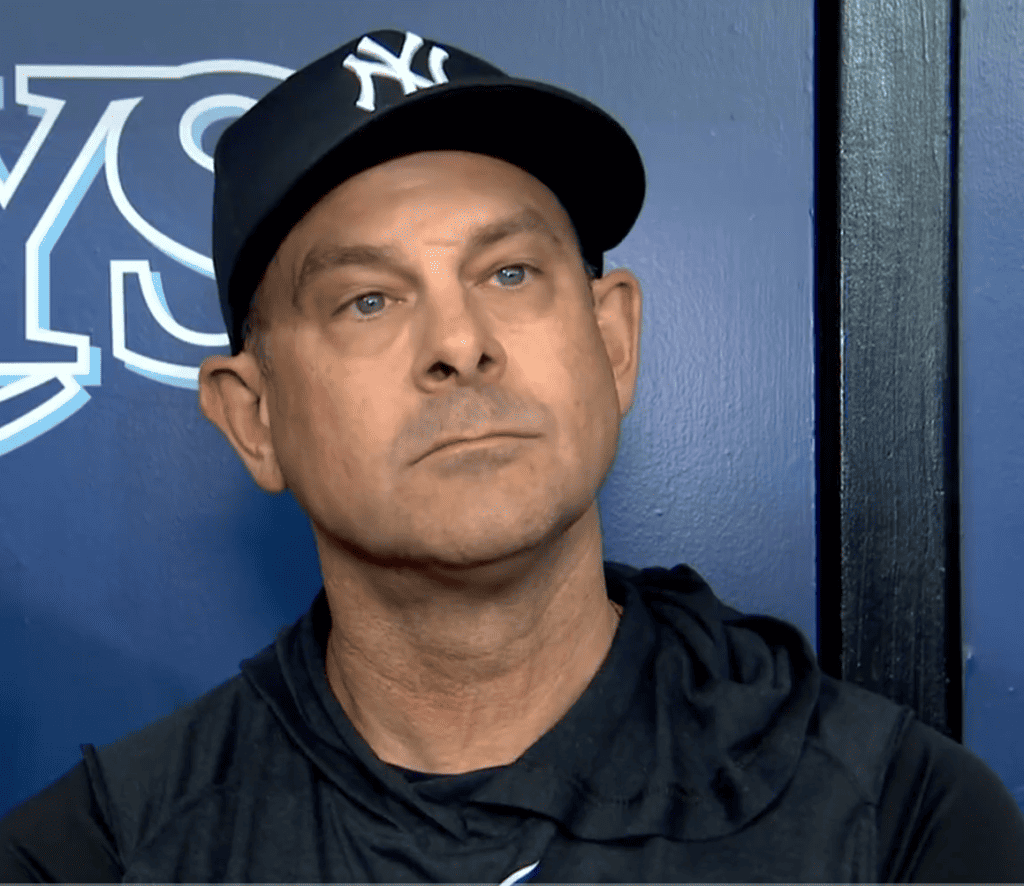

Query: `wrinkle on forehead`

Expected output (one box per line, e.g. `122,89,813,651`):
290,207,568,310
269,151,588,317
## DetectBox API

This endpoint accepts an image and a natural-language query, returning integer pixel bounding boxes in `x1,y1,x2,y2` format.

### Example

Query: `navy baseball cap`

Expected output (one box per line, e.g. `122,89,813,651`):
212,29,646,356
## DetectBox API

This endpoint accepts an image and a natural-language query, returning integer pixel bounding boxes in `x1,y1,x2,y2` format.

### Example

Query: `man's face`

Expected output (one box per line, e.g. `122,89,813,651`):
211,150,641,576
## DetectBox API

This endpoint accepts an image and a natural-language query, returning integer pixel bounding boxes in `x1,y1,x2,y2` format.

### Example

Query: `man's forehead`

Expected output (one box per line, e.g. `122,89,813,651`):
303,204,565,252
261,151,583,304
283,156,578,253
286,206,572,307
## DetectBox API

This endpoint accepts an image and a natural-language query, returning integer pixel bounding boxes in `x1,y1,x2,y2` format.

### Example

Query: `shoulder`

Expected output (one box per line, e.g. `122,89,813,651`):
805,673,917,802
877,715,1024,882
82,668,280,861
0,759,121,882
0,668,283,883
803,676,1024,881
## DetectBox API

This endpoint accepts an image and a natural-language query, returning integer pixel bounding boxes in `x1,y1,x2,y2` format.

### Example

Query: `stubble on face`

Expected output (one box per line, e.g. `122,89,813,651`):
255,151,627,605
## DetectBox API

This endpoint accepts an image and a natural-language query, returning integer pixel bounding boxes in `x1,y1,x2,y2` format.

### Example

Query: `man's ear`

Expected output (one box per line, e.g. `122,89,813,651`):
197,352,287,493
589,267,643,419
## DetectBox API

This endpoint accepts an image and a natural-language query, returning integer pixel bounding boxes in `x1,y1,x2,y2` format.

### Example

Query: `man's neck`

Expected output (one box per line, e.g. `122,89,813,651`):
319,507,620,775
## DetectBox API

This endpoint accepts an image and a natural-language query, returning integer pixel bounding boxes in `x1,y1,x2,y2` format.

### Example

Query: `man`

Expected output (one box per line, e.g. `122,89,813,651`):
2,29,1023,884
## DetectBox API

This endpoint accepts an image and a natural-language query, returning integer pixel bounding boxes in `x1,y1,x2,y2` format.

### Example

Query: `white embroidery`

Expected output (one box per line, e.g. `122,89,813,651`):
342,31,449,112
498,860,540,886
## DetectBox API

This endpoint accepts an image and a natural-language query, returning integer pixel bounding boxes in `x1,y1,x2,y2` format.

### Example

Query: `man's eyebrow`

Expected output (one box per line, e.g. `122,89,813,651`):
292,244,412,310
463,208,565,255
291,208,566,310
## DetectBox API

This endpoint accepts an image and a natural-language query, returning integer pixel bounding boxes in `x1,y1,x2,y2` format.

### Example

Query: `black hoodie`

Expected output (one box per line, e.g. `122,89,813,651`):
2,562,1023,882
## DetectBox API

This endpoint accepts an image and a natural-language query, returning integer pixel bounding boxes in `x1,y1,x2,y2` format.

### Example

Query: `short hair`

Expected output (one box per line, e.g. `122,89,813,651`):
241,279,273,381
241,253,600,380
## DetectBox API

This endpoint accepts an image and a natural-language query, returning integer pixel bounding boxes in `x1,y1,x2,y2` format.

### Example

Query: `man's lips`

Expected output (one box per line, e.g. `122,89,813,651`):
414,433,538,464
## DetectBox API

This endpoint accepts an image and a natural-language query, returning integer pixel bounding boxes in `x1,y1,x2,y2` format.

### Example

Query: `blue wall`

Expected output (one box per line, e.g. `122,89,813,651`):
960,0,1024,812
0,0,816,815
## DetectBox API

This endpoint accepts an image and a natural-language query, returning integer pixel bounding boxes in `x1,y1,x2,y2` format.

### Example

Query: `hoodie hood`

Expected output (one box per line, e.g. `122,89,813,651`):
240,560,821,843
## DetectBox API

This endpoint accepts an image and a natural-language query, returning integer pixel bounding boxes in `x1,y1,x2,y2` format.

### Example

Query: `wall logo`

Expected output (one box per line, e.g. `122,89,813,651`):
0,59,291,458
342,31,449,112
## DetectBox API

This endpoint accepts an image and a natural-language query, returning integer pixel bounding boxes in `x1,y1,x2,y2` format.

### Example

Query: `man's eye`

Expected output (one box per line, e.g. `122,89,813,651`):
338,292,390,318
336,268,534,319
492,265,531,286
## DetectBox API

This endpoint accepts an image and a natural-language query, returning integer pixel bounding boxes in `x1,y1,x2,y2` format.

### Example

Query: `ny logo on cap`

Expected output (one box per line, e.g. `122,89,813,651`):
342,31,450,112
